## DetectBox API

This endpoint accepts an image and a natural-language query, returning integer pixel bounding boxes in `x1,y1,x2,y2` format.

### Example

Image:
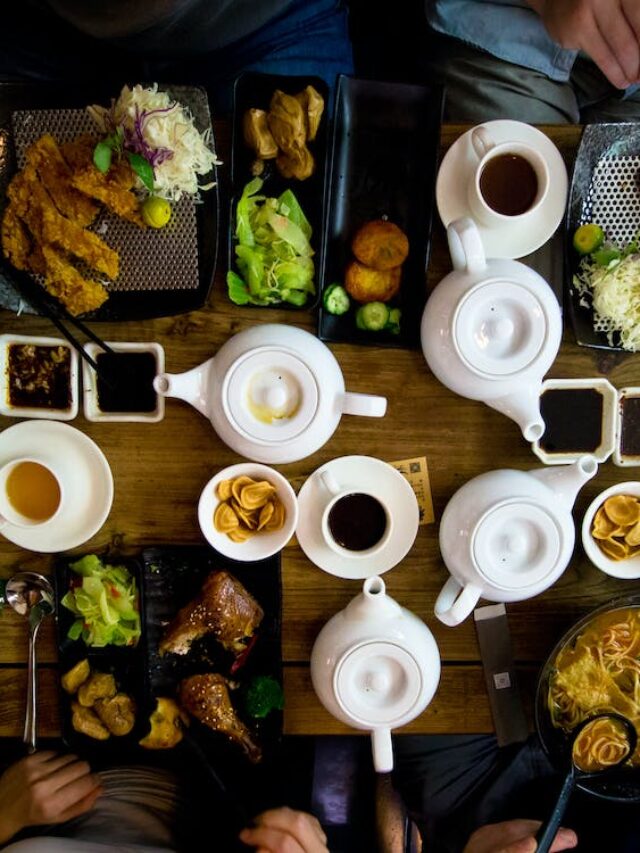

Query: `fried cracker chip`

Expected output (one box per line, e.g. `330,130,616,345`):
598,536,630,561
592,507,622,539
231,476,255,504
257,501,275,531
264,499,286,532
604,495,640,527
214,474,287,543
217,479,234,501
231,499,259,529
228,527,254,543
213,502,240,534
240,481,276,510
625,520,640,547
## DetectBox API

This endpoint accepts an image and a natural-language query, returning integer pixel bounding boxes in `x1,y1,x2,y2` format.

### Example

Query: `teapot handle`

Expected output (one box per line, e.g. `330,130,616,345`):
371,727,394,773
434,577,482,626
342,392,387,418
447,217,486,275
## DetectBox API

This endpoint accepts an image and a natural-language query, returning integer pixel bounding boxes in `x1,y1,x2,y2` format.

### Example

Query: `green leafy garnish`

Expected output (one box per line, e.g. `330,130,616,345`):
244,675,284,719
126,152,155,192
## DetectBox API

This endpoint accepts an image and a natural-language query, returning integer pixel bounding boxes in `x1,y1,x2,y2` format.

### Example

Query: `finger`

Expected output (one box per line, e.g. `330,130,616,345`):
251,809,327,847
38,754,84,779
497,838,536,853
239,826,305,853
595,10,640,83
584,20,632,88
55,785,102,825
622,0,640,43
48,773,102,817
549,827,579,851
41,758,93,793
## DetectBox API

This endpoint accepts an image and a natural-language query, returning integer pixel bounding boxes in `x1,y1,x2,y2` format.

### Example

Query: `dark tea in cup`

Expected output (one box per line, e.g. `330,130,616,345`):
479,153,538,217
328,492,388,552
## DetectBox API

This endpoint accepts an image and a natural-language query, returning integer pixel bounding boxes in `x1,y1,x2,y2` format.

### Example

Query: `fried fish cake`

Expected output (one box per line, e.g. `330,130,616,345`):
345,260,401,303
351,220,409,270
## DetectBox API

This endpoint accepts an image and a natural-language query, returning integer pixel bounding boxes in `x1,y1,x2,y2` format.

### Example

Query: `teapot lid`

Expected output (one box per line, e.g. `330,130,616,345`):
472,499,562,590
223,348,319,444
453,280,549,378
334,641,423,726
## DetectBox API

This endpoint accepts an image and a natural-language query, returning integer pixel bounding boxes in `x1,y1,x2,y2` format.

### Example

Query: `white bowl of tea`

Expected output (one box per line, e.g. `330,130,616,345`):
582,482,640,579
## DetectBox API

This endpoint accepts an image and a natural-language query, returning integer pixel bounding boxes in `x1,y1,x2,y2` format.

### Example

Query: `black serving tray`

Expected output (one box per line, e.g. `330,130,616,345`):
226,72,330,310
318,75,443,348
565,123,640,351
0,81,219,321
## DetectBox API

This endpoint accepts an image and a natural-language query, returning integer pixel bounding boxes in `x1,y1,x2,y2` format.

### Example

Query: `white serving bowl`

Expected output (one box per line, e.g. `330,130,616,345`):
582,481,640,579
198,462,298,561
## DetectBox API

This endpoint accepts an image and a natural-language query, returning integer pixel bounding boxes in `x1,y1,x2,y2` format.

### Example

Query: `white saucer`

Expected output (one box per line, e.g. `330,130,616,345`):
436,120,568,259
296,455,419,580
0,420,114,552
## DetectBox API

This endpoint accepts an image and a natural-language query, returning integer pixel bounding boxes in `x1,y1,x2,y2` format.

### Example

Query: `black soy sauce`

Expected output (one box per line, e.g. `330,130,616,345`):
96,351,157,413
539,388,603,453
328,493,388,552
621,396,640,456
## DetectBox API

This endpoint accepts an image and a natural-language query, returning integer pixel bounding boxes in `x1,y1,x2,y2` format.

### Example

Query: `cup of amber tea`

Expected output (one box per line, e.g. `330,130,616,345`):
0,458,63,528
319,469,393,558
467,125,549,228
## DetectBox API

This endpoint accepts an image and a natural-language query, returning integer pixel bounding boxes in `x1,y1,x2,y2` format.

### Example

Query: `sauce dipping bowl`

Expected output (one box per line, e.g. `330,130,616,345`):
582,482,640,579
198,462,298,561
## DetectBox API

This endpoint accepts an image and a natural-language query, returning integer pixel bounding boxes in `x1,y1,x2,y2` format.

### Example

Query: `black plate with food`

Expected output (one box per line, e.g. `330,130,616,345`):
535,595,640,802
226,72,329,310
565,123,640,351
0,81,219,321
318,75,443,348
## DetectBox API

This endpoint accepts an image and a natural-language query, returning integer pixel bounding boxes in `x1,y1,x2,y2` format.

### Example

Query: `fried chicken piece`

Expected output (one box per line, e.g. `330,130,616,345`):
71,160,145,228
61,659,91,695
1,205,32,270
41,244,108,315
77,672,117,708
139,697,188,750
26,134,98,227
178,673,262,763
94,693,136,736
345,260,401,303
8,166,119,279
351,220,409,270
160,571,264,658
60,135,97,172
71,701,110,740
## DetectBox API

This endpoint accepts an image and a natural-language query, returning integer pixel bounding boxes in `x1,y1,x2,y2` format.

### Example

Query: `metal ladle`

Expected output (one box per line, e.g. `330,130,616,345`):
5,572,54,753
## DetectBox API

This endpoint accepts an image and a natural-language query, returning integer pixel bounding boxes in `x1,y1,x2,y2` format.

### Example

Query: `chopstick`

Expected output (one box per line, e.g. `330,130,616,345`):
1,261,115,379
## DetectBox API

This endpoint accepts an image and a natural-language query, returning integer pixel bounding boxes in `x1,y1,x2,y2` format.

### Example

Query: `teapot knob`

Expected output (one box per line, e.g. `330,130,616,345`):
265,386,288,410
366,670,390,694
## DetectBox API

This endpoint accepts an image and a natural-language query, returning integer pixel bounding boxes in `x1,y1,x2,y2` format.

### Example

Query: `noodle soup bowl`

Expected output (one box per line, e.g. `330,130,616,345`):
582,482,640,580
535,594,640,802
198,462,298,561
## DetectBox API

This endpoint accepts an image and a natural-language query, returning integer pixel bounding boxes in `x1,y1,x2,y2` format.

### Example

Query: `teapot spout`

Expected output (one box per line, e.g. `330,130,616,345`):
485,387,545,442
345,577,403,622
529,455,598,509
153,359,213,419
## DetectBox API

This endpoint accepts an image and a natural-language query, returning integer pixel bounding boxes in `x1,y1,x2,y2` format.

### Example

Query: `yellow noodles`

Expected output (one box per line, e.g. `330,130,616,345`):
214,475,285,542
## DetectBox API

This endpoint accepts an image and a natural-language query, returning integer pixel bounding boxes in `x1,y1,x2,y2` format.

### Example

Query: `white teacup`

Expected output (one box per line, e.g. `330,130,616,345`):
319,469,393,559
467,126,550,229
0,458,63,528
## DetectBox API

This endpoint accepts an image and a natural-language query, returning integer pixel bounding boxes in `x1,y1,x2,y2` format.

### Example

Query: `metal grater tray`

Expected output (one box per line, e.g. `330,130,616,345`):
0,83,219,320
566,123,640,350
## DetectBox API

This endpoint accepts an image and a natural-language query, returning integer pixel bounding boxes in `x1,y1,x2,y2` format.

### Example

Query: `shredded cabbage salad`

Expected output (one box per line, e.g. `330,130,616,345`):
88,84,219,201
574,235,640,351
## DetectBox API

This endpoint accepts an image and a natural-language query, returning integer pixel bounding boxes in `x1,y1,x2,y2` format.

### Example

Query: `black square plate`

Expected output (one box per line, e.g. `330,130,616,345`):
318,75,443,348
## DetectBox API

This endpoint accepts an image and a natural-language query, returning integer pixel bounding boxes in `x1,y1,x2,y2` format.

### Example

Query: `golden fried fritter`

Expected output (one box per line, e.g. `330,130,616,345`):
60,135,97,172
41,245,108,315
351,220,409,271
61,659,91,695
26,134,98,227
78,672,117,708
72,702,110,740
345,260,401,303
94,693,136,736
139,698,188,750
72,162,145,228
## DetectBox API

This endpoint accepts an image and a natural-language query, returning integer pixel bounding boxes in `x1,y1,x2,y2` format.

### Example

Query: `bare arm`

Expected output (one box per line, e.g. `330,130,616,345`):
526,0,640,89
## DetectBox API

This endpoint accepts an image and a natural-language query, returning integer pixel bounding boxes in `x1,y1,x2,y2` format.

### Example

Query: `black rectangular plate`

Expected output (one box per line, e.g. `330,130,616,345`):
54,546,282,784
0,81,219,321
565,123,640,350
318,75,443,348
226,72,330,310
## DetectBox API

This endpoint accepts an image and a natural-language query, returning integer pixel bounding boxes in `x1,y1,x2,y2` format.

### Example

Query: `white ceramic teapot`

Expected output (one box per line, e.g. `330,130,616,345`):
421,217,562,441
435,455,598,627
311,577,441,772
154,324,386,463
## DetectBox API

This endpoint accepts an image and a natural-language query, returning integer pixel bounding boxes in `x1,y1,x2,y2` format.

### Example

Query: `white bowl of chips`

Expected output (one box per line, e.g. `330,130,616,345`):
198,462,298,560
582,482,640,579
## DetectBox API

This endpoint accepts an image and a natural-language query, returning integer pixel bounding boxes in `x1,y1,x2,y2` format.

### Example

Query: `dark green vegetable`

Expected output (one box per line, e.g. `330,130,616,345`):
386,307,402,335
244,675,284,719
323,283,350,315
126,152,155,192
356,301,390,331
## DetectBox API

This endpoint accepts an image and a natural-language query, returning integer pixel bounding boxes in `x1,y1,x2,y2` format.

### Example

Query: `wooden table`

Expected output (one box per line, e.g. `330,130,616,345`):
0,124,637,741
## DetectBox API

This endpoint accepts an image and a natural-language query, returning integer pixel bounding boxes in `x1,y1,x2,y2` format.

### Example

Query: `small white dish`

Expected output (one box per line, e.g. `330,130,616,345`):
198,462,298,561
83,341,165,423
436,120,568,259
614,387,640,467
532,378,617,465
0,420,113,553
0,334,78,420
296,455,420,580
582,482,640,579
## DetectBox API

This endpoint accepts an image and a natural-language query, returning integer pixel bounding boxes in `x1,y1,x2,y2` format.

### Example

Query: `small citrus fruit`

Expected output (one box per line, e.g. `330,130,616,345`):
142,196,172,228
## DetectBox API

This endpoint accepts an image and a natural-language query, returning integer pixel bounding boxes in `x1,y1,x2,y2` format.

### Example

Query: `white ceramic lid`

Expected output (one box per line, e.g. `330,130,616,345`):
472,500,562,590
453,280,548,378
334,641,423,726
224,348,319,443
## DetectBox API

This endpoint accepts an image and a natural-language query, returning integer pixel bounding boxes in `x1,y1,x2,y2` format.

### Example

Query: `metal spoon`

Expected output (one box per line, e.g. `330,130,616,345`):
6,572,54,753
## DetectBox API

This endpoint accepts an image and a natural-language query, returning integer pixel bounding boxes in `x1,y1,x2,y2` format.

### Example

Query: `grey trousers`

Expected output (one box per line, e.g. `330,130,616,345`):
424,31,640,124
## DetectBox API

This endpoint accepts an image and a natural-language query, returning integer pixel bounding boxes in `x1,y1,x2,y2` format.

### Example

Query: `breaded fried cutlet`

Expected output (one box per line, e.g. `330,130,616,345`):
1,205,32,271
60,134,97,172
41,245,108,315
72,161,145,227
345,260,401,303
26,134,99,227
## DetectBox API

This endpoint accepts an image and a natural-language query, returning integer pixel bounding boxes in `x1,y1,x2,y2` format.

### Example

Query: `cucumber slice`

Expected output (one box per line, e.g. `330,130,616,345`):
323,283,350,315
356,302,390,331
573,223,604,255
386,308,401,335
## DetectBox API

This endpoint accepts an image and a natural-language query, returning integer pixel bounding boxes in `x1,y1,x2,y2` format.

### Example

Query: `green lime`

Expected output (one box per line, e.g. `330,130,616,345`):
142,196,172,228
573,223,604,255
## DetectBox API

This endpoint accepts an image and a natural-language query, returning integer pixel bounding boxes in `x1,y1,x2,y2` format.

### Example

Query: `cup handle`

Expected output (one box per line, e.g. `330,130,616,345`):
434,577,482,626
471,126,495,159
319,469,341,497
371,727,394,773
342,392,387,418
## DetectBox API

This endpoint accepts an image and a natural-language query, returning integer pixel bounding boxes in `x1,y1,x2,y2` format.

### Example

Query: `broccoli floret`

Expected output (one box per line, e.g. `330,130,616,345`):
244,675,284,719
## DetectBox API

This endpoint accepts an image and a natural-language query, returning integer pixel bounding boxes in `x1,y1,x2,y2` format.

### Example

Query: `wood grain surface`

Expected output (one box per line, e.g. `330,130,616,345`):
1,122,635,741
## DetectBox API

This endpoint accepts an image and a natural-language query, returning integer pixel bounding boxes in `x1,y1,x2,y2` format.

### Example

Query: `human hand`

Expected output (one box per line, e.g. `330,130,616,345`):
239,807,328,852
463,819,578,853
0,751,102,844
527,0,640,89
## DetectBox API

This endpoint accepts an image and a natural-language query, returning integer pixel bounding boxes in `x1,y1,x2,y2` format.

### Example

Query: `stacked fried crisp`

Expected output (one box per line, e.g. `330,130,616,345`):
1,133,144,316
